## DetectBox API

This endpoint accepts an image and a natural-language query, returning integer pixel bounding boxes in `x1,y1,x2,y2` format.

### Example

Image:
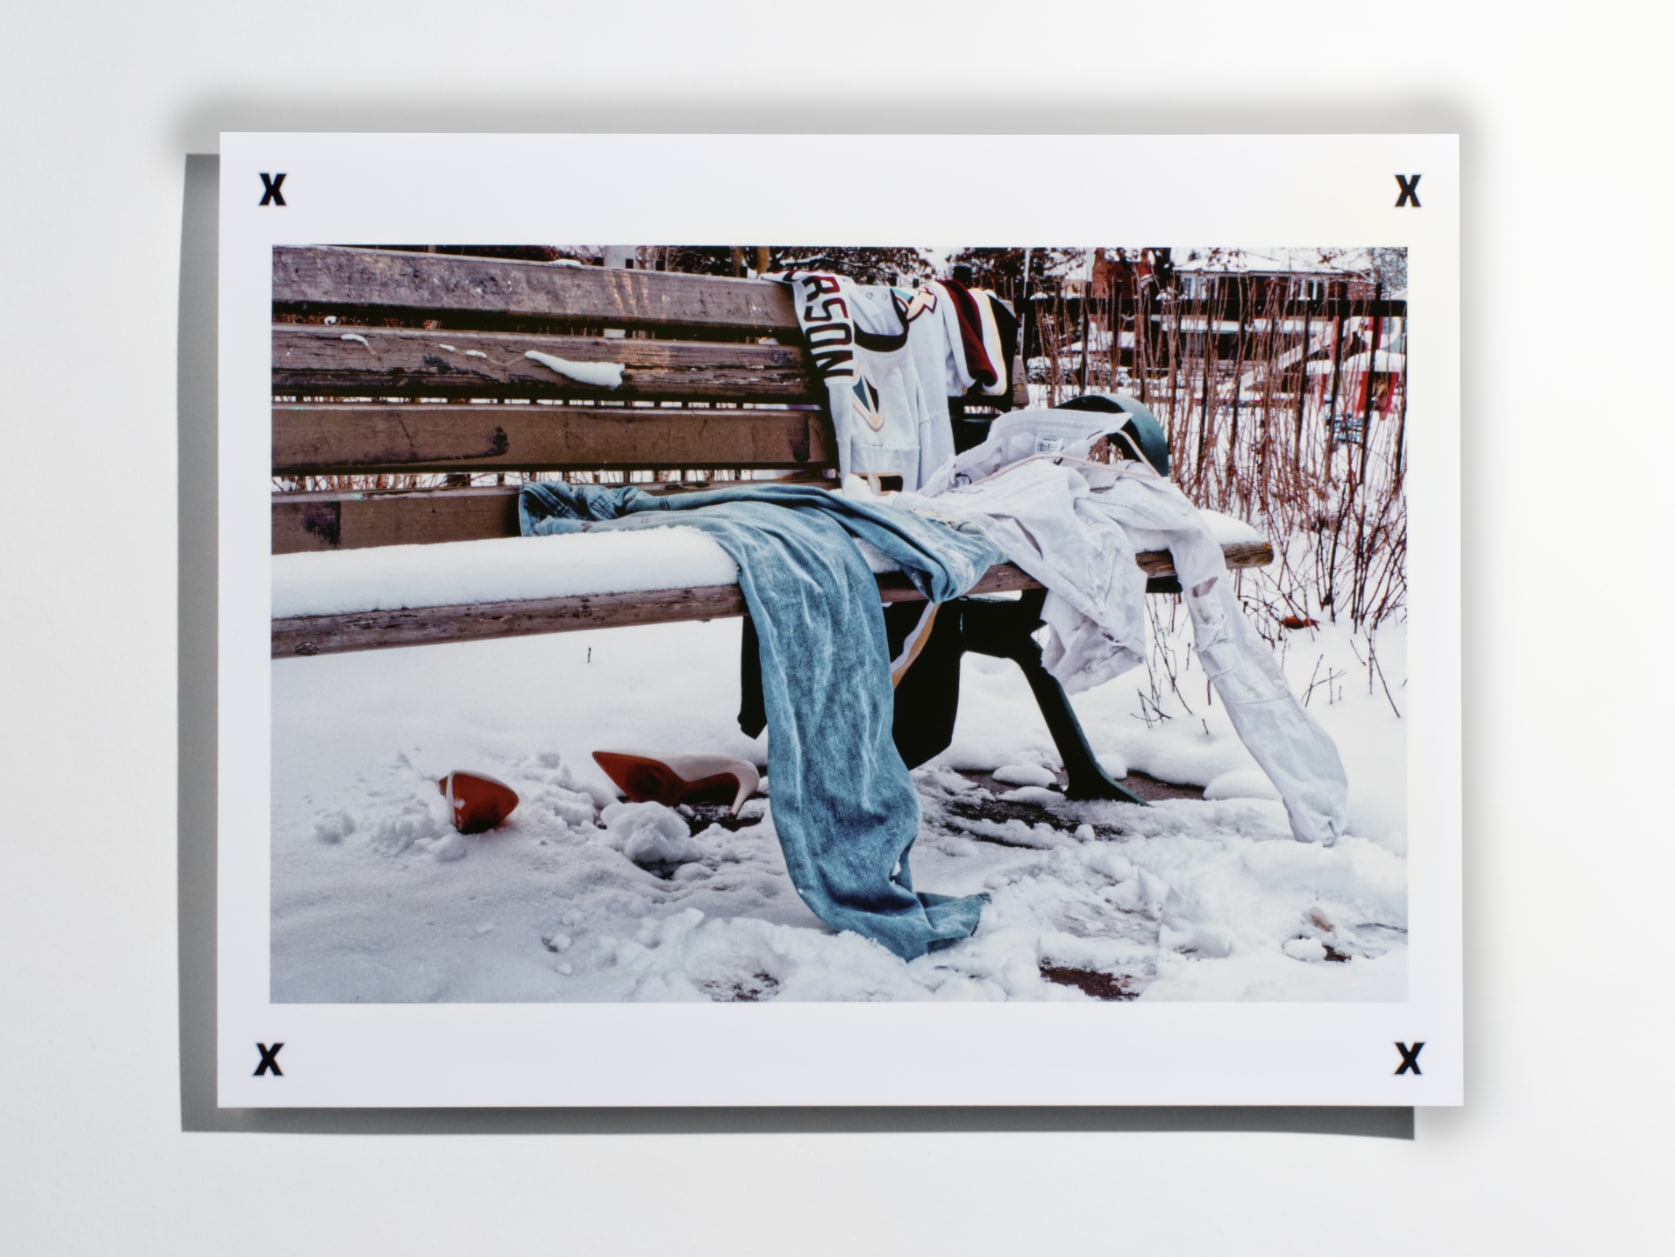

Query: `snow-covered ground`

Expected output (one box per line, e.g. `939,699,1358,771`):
271,564,1406,1004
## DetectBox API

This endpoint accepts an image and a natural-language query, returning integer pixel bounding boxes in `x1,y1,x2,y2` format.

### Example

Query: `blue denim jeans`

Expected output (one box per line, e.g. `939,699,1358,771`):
520,481,1003,960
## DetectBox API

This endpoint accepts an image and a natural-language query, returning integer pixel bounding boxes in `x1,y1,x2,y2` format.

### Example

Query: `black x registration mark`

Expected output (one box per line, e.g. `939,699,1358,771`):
254,1042,285,1077
1394,1041,1425,1075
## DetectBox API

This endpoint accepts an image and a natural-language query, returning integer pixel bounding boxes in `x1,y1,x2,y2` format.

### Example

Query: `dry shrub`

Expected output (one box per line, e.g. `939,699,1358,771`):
1037,275,1407,634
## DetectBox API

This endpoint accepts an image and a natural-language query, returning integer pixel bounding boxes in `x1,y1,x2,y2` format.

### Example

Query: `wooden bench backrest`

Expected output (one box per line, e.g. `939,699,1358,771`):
272,246,1025,554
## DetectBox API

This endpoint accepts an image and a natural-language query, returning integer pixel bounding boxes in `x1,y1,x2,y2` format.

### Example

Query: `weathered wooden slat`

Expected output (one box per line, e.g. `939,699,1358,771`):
1139,540,1273,585
270,544,1275,658
273,403,835,475
271,569,1036,658
273,326,820,401
273,486,522,553
273,246,802,332
274,478,833,553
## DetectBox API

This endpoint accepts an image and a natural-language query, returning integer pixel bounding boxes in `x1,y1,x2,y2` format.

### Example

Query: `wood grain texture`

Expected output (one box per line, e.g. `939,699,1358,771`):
266,244,1272,660
273,246,801,332
273,326,820,401
270,544,1275,657
272,486,522,553
275,480,839,553
273,403,836,475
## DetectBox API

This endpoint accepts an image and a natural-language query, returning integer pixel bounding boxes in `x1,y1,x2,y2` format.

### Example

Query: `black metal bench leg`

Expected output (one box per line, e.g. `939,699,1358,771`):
958,596,1148,806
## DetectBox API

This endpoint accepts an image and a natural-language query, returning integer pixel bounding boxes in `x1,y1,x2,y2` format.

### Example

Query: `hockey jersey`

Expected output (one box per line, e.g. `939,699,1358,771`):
774,271,1015,491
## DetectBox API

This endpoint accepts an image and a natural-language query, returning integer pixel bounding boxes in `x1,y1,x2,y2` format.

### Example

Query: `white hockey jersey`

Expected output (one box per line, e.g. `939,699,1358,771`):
777,271,1004,491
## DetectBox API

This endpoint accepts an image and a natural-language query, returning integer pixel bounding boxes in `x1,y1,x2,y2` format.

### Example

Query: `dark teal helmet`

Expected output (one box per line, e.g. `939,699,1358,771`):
1055,393,1170,477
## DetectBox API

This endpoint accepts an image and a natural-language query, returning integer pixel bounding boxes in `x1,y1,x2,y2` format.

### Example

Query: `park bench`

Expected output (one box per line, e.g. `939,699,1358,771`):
269,245,1275,802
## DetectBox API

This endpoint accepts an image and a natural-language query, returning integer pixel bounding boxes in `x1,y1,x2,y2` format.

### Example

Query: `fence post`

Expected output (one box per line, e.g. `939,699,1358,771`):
1326,307,1347,464
1358,286,1383,485
1078,252,1093,392
1295,289,1312,451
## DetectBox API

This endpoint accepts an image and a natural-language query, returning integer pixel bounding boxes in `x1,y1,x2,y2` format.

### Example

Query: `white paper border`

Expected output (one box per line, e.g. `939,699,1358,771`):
218,133,1461,1107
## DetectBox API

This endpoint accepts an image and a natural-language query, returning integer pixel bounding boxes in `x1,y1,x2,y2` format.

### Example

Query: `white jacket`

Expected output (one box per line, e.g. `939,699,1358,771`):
902,409,1349,846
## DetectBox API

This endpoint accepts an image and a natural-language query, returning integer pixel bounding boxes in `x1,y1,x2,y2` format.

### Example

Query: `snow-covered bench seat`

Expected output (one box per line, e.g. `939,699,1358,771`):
269,246,1274,799
272,511,1273,657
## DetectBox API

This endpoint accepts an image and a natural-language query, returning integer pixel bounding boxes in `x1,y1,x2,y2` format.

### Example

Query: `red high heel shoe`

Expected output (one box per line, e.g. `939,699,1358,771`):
438,770,520,834
591,752,759,817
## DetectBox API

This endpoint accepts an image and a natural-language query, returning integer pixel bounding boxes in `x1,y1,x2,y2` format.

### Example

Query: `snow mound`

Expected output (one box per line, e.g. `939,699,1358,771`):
272,528,741,618
1203,769,1282,802
602,801,702,867
992,763,1058,787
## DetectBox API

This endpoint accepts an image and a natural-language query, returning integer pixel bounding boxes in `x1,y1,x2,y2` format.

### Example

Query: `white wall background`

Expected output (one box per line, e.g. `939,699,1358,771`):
3,3,1669,1252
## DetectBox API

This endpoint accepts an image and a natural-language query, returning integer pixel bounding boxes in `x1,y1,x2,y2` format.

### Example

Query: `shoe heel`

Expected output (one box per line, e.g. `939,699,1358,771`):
729,774,753,817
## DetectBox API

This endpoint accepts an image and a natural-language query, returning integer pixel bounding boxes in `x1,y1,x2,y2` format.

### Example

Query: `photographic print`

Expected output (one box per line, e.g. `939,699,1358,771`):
219,134,1460,1107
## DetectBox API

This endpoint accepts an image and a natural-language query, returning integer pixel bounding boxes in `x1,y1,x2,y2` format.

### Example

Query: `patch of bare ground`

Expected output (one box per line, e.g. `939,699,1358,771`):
1038,964,1142,1001
943,768,1204,833
699,971,781,1003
